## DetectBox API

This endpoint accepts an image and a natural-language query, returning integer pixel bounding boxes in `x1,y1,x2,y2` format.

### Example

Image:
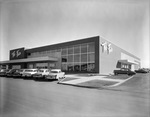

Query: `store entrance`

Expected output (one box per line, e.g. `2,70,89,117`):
35,63,48,69
27,62,57,69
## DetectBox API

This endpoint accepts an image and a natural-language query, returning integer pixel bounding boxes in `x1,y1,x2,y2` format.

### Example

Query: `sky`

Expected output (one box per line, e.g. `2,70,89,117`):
0,0,149,68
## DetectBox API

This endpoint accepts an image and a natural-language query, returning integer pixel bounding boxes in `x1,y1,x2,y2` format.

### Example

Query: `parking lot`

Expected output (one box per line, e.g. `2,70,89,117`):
0,73,150,117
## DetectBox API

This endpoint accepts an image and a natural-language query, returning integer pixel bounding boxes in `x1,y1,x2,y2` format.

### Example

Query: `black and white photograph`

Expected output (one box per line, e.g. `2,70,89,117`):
0,0,149,117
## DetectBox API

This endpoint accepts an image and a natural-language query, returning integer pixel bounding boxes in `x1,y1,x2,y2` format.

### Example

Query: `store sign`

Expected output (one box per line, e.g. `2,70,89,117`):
10,48,25,60
101,42,113,54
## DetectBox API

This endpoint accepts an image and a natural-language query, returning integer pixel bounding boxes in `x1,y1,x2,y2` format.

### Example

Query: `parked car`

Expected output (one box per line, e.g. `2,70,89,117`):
0,69,9,77
135,69,148,73
45,69,65,80
13,69,26,77
33,69,50,79
6,69,20,77
114,68,136,76
22,69,38,78
142,68,150,73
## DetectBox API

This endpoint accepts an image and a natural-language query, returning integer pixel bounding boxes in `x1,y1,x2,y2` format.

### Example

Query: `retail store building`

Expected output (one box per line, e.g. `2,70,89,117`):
0,36,140,74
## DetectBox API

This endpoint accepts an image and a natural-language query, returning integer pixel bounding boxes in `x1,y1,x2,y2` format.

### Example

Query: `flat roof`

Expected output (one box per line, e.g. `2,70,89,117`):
0,56,58,64
26,36,99,53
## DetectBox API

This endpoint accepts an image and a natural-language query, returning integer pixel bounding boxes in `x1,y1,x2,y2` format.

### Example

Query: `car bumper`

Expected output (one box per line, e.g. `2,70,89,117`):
45,75,56,79
33,75,43,78
22,74,32,77
13,74,22,77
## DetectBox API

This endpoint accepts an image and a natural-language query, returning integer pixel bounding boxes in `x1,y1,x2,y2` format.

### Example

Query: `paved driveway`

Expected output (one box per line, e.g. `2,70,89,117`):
0,73,149,117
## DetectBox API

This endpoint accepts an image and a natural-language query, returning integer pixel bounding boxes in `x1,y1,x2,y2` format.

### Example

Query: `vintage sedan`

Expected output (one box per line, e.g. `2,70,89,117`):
0,69,9,77
114,68,136,76
33,69,50,79
13,69,26,77
6,69,20,77
45,69,65,80
22,69,38,78
135,69,148,73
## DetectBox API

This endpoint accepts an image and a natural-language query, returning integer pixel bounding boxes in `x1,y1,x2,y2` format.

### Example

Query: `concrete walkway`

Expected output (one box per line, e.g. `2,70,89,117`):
59,74,132,87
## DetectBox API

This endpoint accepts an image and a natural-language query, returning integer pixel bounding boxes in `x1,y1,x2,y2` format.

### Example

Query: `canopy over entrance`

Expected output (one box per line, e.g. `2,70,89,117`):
0,56,58,64
118,59,138,65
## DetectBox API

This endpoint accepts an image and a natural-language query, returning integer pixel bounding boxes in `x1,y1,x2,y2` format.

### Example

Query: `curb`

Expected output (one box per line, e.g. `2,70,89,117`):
58,75,134,88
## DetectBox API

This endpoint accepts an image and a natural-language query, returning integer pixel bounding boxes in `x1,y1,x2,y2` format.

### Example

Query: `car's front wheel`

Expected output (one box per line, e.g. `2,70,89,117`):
114,72,118,75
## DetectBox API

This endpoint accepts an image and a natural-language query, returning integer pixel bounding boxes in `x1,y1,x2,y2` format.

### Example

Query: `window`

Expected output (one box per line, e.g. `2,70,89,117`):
39,70,44,72
88,53,95,62
88,43,95,52
68,47,73,55
74,63,80,72
81,54,87,62
81,63,87,71
61,42,95,73
81,44,87,53
62,48,67,55
68,63,74,71
74,45,80,54
87,63,95,72
74,54,80,62
62,56,68,62
45,70,49,72
61,63,67,71
68,55,73,62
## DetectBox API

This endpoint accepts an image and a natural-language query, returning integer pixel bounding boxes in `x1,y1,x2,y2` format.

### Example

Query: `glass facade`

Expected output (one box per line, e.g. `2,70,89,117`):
28,42,95,73
61,42,95,72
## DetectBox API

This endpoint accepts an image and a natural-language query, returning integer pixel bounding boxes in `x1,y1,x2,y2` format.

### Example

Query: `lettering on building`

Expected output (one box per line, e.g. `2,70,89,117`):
101,42,113,54
11,50,22,58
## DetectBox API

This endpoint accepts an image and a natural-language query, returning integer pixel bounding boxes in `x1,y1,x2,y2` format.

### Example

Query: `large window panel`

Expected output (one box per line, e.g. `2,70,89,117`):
74,63,80,72
88,53,95,62
74,45,80,54
81,54,87,62
88,43,95,52
81,44,87,53
61,63,67,71
81,63,87,71
87,63,95,72
68,47,73,55
68,63,74,72
62,56,68,62
62,48,67,55
68,55,73,62
74,54,80,62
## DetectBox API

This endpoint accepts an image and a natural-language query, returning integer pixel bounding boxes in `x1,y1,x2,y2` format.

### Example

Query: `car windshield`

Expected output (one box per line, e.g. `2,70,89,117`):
121,68,129,71
38,70,44,72
51,71,59,73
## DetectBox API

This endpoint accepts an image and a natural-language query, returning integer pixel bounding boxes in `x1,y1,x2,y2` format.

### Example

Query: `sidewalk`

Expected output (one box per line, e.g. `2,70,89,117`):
59,74,133,88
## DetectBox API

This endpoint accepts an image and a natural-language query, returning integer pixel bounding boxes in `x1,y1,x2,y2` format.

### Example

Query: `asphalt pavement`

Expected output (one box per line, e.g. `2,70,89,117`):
0,73,149,117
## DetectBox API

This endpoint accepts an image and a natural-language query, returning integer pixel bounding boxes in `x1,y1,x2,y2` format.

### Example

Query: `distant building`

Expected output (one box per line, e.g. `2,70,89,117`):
0,36,140,74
